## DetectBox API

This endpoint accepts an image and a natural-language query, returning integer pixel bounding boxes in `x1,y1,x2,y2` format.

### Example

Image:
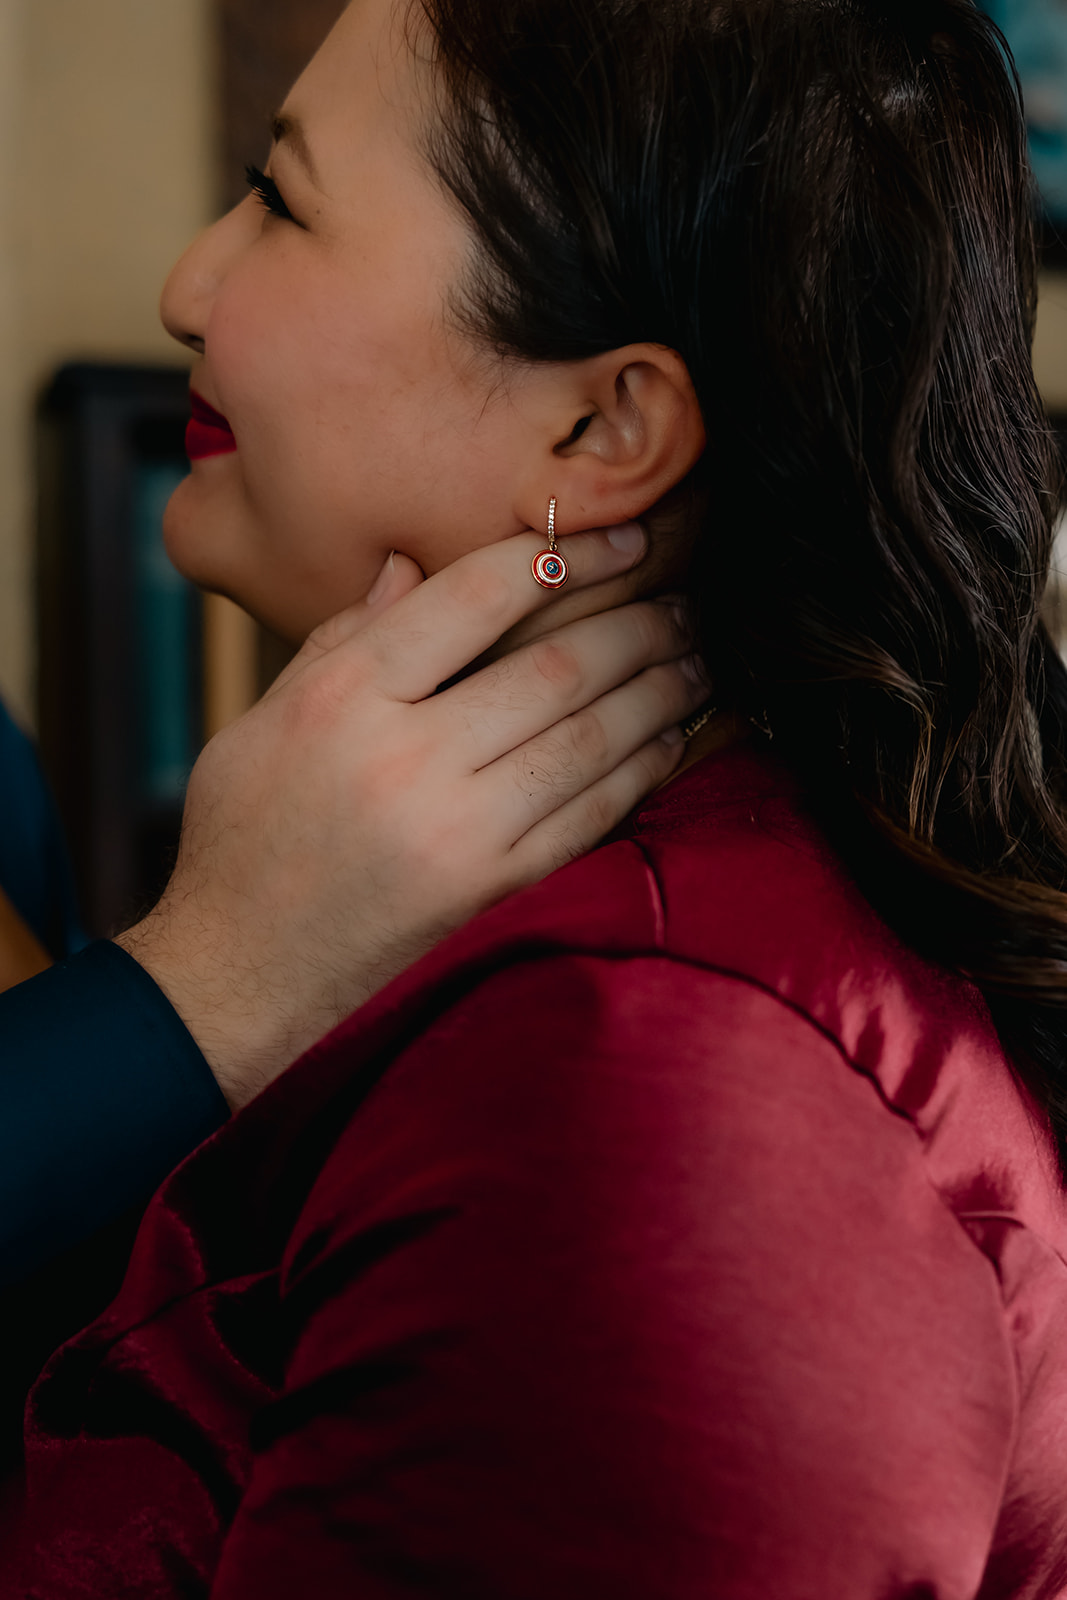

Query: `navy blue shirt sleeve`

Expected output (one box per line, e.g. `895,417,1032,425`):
0,698,228,1289
0,699,86,959
0,941,228,1288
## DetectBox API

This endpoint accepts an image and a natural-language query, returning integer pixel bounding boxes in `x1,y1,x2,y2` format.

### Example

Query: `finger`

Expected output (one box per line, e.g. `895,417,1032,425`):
268,552,427,694
353,522,648,704
304,553,427,660
351,551,427,627
483,656,707,836
506,730,688,883
438,600,691,770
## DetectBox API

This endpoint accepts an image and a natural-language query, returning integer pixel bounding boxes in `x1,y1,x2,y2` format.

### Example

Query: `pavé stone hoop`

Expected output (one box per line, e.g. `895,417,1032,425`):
532,497,570,590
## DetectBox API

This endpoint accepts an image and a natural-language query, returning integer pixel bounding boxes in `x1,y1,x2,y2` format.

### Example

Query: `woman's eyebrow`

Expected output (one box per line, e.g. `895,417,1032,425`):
270,112,322,190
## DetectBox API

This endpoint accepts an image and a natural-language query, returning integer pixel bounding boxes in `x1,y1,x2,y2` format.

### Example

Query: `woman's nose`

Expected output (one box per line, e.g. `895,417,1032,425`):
160,201,258,355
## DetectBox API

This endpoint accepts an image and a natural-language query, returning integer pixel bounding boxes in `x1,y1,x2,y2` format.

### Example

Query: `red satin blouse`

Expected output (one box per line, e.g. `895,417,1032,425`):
4,743,1067,1598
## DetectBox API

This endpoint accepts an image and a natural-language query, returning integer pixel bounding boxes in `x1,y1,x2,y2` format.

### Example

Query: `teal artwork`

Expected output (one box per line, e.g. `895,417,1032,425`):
985,0,1067,219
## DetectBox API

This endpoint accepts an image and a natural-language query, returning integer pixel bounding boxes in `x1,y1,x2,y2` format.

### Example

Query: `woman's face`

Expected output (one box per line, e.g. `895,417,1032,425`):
161,0,557,642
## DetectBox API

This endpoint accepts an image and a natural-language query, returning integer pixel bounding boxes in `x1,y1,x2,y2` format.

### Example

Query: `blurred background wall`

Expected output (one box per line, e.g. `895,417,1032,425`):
0,0,352,736
0,0,346,932
0,0,215,728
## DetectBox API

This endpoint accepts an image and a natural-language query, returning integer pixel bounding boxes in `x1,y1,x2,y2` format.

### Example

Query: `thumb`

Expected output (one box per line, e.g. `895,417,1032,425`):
364,550,426,613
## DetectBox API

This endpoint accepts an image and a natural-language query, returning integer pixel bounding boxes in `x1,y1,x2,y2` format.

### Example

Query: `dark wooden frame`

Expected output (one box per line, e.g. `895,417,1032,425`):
37,364,203,938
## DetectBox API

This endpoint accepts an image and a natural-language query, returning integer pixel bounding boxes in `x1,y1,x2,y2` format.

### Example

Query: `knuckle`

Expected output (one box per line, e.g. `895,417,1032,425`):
400,828,448,887
461,649,521,711
358,736,430,808
305,614,346,655
444,561,512,620
512,736,576,804
579,790,617,840
649,660,692,717
529,637,584,696
630,601,671,657
544,820,588,872
566,707,610,765
638,740,677,787
282,673,349,737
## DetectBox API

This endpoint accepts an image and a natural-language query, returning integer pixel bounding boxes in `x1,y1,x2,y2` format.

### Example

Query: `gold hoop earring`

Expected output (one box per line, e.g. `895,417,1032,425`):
532,497,569,590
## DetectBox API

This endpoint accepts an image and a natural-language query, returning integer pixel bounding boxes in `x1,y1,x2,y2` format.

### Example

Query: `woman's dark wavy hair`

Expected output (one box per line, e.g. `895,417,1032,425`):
418,0,1067,1165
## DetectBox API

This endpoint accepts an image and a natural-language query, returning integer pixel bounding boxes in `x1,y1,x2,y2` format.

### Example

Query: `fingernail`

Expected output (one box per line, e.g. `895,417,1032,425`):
605,523,646,560
681,654,707,685
367,551,396,606
661,725,684,747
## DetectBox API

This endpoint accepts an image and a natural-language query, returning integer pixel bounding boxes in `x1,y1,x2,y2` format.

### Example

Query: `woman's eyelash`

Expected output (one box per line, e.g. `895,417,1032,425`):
245,163,295,222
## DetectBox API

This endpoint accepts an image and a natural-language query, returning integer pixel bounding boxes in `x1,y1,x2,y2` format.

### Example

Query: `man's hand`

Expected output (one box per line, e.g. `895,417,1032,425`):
116,527,704,1110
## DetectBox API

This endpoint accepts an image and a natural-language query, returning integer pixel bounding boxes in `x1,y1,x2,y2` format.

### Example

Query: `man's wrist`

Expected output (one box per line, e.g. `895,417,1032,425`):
113,909,291,1112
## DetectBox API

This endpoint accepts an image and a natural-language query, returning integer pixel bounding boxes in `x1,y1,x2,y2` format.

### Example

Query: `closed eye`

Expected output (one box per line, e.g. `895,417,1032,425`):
246,163,297,224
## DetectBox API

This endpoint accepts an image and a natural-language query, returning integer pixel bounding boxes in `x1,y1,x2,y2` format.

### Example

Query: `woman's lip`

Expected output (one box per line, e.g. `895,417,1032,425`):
187,390,237,460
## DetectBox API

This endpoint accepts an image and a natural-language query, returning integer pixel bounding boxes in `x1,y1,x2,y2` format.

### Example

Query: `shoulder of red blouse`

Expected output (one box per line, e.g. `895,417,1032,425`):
199,744,1050,1597
300,739,1057,1208
196,741,1060,1594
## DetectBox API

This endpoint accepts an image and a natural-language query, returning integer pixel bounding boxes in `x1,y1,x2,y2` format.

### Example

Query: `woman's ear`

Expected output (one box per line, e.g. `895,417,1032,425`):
520,344,706,535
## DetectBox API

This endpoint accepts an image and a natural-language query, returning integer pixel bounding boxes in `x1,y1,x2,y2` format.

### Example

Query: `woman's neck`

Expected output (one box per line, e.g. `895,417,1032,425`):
668,710,743,787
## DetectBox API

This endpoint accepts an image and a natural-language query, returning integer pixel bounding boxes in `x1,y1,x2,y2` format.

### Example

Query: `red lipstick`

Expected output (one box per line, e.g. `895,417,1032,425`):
187,391,237,460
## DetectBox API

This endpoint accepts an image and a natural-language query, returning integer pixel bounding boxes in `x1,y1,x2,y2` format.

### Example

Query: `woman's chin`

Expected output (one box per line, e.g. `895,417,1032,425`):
162,473,380,646
163,471,238,587
162,472,284,631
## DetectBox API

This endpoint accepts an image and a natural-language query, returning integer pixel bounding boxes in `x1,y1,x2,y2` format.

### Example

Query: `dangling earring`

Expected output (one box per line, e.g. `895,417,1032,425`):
532,497,569,590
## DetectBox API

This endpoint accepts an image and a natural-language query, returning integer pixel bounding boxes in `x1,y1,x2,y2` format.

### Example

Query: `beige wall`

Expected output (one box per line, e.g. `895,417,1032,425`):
1036,273,1067,416
0,0,215,725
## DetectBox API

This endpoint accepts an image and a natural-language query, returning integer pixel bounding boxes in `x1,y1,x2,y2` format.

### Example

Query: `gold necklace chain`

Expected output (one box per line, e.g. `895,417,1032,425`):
682,701,718,741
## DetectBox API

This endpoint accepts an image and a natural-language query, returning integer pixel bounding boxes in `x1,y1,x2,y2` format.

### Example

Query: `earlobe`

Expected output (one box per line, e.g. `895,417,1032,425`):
541,344,706,534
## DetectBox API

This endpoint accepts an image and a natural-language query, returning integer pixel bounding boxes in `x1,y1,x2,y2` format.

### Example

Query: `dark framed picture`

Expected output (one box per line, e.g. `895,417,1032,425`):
37,364,204,939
